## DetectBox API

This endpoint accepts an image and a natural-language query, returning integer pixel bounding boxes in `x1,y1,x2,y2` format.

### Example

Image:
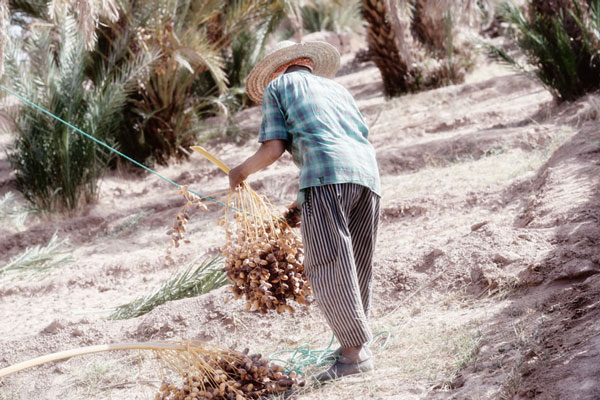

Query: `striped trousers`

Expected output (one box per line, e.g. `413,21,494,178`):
300,183,380,348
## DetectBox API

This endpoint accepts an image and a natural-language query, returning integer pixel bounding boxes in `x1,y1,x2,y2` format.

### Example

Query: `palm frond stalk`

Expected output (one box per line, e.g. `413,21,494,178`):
0,340,303,399
0,341,230,379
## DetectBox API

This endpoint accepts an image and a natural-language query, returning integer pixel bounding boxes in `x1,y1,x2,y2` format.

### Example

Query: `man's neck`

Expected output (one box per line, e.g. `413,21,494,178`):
284,65,312,74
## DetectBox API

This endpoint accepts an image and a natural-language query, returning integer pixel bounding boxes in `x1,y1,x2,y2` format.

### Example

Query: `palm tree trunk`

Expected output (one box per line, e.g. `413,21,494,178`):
362,0,412,97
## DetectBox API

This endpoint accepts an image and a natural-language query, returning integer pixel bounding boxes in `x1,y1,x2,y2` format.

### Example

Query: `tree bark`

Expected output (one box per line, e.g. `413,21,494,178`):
362,0,412,97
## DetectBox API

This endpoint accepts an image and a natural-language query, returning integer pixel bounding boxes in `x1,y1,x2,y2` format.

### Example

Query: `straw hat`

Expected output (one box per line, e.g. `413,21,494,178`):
245,40,341,103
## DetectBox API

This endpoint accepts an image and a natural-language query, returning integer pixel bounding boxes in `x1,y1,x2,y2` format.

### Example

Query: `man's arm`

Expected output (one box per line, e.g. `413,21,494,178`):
228,139,286,190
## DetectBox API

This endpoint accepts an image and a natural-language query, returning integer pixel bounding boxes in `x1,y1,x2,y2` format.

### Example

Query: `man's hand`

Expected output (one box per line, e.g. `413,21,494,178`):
284,200,301,228
228,165,247,191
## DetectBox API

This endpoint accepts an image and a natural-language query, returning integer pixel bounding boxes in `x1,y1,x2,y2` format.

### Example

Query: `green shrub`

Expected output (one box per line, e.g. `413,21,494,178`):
7,0,287,170
4,15,154,212
105,0,284,164
301,0,362,33
221,11,285,112
497,0,600,102
409,0,478,88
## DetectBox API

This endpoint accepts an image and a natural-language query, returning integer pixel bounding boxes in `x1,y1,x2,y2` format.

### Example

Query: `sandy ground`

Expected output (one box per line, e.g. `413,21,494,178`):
0,52,599,400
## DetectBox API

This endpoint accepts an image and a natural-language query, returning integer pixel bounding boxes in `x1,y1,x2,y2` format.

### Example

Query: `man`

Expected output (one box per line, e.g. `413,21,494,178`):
228,41,381,382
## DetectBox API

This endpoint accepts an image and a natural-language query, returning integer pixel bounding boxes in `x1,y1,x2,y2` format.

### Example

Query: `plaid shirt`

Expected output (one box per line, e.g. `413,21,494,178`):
258,70,381,202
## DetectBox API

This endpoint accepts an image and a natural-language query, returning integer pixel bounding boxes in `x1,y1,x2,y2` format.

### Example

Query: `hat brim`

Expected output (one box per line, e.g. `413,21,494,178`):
245,41,341,104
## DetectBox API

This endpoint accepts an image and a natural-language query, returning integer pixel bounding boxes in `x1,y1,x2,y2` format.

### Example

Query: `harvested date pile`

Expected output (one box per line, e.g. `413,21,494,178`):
222,184,311,313
157,348,302,400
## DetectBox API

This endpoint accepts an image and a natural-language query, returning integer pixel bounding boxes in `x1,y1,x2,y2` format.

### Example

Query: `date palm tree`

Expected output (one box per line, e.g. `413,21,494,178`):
7,0,286,167
496,0,600,101
114,0,284,164
3,14,156,211
362,0,414,97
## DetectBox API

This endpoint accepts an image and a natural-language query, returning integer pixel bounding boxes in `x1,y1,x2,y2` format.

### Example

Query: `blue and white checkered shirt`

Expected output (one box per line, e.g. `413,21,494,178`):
258,70,381,203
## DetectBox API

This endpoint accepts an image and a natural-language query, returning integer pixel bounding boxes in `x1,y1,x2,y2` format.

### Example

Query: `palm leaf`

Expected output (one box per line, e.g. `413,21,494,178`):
0,232,72,277
110,256,228,320
501,1,600,101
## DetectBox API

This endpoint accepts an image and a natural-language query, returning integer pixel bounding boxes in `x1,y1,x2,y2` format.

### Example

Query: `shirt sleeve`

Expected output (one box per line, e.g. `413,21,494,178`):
258,84,290,143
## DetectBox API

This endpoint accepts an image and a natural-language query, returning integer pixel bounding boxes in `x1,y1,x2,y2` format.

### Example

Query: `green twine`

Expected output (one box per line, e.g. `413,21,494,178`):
0,84,230,209
269,331,391,376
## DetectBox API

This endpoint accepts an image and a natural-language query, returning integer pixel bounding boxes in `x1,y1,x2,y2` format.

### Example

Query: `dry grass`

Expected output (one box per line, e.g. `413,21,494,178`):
372,302,482,384
258,292,487,399
496,317,545,400
65,356,140,398
62,353,158,400
0,390,17,400
381,127,574,199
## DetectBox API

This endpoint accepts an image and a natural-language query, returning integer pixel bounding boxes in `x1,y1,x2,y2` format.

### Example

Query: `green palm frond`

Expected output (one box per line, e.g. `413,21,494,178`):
110,256,228,320
86,44,159,142
590,0,600,37
179,43,227,93
500,1,600,102
0,232,72,277
56,15,87,117
8,0,284,170
223,0,279,37
301,0,363,33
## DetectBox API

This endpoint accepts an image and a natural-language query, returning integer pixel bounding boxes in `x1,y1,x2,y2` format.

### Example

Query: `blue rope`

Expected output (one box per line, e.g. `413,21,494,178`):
0,84,229,208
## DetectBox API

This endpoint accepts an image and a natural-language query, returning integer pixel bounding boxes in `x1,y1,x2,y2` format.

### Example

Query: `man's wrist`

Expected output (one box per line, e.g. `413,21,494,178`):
238,163,251,180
